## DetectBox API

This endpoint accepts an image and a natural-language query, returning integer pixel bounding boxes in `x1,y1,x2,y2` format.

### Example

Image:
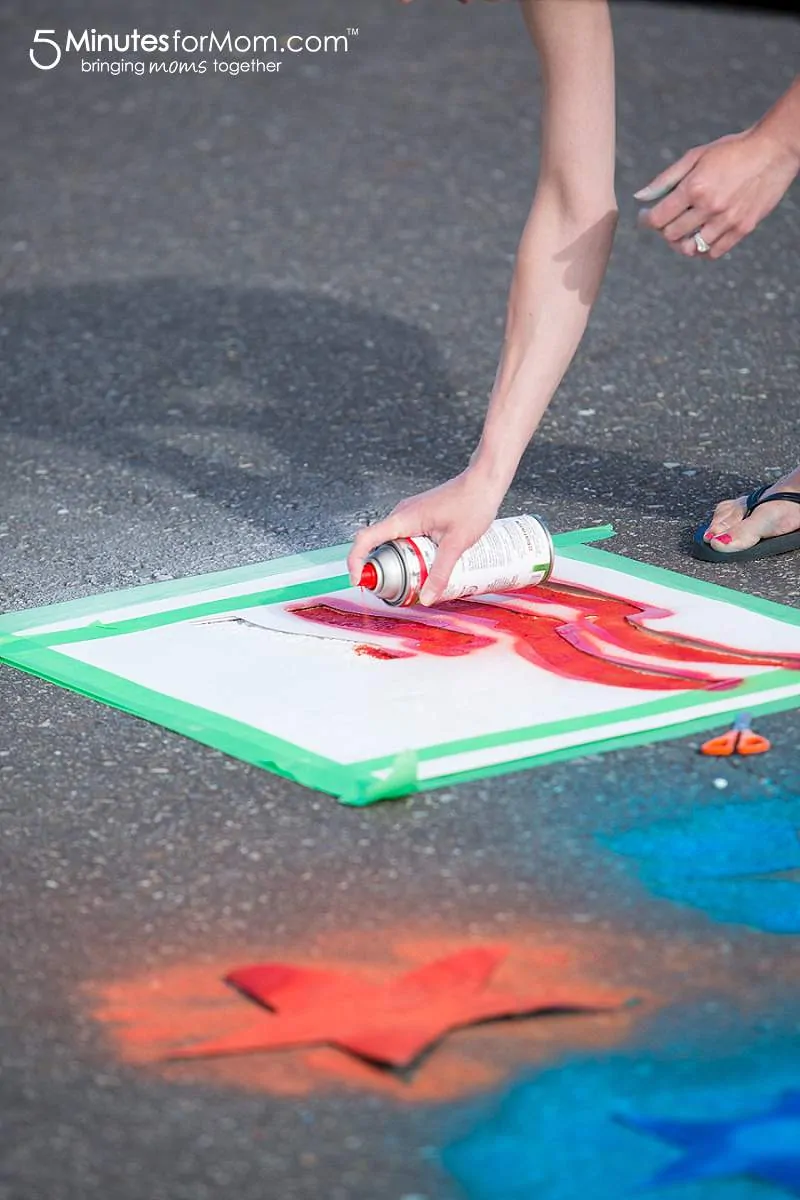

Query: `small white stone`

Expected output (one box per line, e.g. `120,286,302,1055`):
712,778,729,790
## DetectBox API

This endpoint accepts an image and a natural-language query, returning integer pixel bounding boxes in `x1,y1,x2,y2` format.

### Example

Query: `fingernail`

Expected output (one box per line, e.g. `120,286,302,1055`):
637,180,681,204
418,587,433,606
714,533,733,545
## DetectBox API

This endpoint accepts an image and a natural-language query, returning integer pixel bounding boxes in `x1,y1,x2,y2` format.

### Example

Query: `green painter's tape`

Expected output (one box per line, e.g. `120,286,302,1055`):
0,544,347,637
30,575,352,648
350,668,800,773
551,523,615,548
337,749,419,807
561,545,800,627
377,692,800,795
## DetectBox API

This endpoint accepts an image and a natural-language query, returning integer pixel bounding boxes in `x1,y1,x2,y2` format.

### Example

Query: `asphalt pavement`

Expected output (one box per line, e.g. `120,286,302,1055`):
1,2,799,1198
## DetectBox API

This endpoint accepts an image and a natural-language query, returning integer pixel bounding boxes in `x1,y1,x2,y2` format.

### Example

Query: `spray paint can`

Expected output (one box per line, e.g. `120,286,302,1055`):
358,513,554,607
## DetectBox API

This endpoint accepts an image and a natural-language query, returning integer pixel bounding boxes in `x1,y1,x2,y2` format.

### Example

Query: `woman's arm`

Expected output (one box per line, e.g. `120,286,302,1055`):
349,0,618,603
472,0,618,499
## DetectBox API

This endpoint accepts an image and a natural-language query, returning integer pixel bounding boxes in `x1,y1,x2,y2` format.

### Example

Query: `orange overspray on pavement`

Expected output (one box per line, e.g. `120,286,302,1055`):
88,923,800,1102
88,926,657,1103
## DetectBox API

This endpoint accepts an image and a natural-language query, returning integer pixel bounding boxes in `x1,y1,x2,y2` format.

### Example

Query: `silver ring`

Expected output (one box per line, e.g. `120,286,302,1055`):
694,232,711,254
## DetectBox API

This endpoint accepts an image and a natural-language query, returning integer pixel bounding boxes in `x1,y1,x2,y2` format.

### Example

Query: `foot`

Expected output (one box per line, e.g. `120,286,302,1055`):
704,467,800,553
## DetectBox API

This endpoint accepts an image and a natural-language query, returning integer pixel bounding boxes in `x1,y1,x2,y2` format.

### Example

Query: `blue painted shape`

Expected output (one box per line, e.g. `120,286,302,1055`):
605,801,800,934
442,1063,800,1200
617,1091,800,1194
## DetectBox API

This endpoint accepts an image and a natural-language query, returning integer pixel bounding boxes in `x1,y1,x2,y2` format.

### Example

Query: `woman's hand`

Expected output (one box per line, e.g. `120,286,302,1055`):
347,467,504,606
636,112,799,260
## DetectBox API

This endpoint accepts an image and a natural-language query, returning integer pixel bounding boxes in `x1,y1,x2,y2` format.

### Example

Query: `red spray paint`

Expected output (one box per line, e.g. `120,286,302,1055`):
288,579,800,692
293,603,496,659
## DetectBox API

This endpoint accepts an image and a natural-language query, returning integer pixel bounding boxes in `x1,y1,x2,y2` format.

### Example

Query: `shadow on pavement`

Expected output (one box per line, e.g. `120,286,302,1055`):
0,278,754,531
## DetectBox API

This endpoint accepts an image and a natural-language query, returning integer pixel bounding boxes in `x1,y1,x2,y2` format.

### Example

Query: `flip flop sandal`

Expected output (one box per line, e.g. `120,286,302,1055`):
692,484,800,562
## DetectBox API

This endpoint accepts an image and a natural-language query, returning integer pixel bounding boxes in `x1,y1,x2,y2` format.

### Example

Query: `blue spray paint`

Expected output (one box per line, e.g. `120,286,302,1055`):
604,799,800,934
441,1054,800,1200
617,1091,800,1194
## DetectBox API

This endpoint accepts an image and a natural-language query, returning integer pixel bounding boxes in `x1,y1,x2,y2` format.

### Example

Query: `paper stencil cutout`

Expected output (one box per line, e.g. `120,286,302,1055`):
1,534,799,802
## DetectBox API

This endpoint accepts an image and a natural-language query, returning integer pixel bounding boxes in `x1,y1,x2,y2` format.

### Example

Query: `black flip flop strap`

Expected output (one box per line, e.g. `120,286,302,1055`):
745,488,800,517
745,484,770,513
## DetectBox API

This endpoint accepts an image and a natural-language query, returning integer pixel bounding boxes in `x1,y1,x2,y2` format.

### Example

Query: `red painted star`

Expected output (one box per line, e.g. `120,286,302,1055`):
165,946,629,1070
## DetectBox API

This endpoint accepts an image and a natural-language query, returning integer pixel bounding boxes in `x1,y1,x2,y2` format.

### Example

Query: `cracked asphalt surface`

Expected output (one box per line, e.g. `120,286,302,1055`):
1,2,799,1198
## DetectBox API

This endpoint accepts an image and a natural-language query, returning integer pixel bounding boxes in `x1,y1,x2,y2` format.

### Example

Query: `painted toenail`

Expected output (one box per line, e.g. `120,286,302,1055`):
715,533,732,545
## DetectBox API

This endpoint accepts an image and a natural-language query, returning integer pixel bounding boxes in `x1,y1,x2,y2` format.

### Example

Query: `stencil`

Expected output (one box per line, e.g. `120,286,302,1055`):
1,527,799,803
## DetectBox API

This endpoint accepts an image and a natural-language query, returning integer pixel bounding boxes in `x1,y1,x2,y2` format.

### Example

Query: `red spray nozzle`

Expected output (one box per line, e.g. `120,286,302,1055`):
359,561,379,591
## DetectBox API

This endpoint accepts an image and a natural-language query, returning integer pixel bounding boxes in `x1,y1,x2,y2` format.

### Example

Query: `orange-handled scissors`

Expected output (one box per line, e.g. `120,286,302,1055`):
700,713,771,757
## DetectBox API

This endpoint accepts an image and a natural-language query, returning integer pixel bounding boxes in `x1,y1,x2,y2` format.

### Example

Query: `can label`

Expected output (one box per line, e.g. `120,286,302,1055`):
404,514,553,604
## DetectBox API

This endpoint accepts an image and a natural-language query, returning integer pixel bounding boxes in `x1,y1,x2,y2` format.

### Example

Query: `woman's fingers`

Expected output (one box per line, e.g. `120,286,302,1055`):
704,228,744,260
418,534,470,607
676,213,730,257
682,223,744,260
637,176,697,234
347,469,502,599
347,510,421,584
640,175,732,258
634,146,704,204
661,206,712,246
